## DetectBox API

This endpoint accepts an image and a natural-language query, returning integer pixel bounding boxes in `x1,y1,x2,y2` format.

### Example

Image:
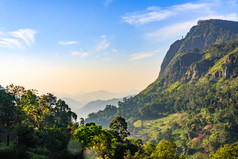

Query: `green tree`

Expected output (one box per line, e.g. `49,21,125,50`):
143,142,156,156
211,143,238,159
54,99,77,128
0,90,17,146
150,140,180,159
14,122,38,149
80,117,84,125
74,124,116,158
45,128,71,159
123,150,144,159
109,116,130,139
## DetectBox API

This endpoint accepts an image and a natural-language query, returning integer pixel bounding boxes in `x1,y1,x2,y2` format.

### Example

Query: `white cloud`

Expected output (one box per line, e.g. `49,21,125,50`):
122,2,211,25
130,49,159,61
9,29,37,46
0,28,37,49
145,21,197,41
71,51,89,57
58,41,79,45
122,9,173,25
145,13,238,41
96,36,110,51
0,38,23,49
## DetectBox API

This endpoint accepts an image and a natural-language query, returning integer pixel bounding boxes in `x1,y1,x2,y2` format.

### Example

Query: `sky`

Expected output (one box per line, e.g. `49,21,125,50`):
0,0,238,96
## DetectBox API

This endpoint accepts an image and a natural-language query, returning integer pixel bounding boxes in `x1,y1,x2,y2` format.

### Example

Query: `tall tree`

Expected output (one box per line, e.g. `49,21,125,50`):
150,140,179,159
109,116,130,139
0,90,17,146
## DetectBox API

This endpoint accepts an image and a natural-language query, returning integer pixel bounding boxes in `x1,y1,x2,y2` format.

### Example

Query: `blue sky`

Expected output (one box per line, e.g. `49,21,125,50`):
0,0,238,95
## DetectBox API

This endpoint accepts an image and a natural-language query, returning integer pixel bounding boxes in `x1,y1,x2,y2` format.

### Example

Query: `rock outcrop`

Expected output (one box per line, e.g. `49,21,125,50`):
160,19,238,79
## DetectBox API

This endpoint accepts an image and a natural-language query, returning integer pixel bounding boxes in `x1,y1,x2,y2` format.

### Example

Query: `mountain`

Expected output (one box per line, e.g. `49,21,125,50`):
60,97,84,113
56,90,138,103
76,98,121,119
71,90,138,102
160,19,238,84
86,19,238,157
55,90,138,117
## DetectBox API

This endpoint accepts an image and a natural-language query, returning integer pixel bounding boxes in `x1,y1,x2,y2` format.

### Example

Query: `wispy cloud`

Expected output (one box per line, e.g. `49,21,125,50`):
145,21,197,41
9,29,37,46
96,35,110,51
58,41,79,45
145,13,238,41
122,2,211,25
0,29,37,49
71,51,89,57
130,49,159,61
0,38,23,49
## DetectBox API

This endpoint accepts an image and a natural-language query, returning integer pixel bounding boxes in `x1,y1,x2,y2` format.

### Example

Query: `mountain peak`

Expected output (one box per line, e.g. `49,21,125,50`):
159,19,238,78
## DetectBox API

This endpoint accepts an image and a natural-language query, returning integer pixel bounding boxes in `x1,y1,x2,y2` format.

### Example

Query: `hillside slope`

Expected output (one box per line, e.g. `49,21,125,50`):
86,19,238,157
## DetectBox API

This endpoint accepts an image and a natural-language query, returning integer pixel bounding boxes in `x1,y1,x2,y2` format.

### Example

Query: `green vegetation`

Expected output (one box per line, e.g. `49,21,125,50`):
211,143,238,159
0,84,193,159
0,88,188,159
131,113,188,143
86,21,238,158
2,19,238,158
0,85,78,159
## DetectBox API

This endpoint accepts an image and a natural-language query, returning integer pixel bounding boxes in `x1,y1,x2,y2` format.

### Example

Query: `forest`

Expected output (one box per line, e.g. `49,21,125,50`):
0,84,237,159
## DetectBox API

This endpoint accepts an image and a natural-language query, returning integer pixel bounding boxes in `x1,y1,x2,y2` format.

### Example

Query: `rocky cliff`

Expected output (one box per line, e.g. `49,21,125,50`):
160,19,238,81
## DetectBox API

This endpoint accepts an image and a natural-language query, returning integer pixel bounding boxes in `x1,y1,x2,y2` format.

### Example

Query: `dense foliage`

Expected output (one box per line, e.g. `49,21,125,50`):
0,86,187,159
0,85,77,159
0,84,236,158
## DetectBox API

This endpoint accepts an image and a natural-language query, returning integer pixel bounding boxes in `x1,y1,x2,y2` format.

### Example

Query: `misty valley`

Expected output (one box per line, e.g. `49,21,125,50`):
1,19,238,159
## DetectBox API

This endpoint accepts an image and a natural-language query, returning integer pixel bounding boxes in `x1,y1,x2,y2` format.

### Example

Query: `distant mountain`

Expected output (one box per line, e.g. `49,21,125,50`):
76,98,122,119
56,90,137,120
60,97,84,113
72,90,138,102
56,90,138,103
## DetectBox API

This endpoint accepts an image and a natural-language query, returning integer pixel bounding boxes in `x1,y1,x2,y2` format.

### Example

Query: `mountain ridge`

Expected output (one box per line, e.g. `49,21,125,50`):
160,19,238,79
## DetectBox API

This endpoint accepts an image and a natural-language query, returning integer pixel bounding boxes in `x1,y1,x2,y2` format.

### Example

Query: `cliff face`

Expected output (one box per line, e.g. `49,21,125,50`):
160,39,184,76
159,19,238,79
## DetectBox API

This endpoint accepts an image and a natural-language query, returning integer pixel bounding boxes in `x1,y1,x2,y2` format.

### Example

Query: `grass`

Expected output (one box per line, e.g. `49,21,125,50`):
164,81,180,93
134,120,142,127
131,113,188,143
203,52,212,60
209,48,238,74
140,79,161,95
197,48,238,86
